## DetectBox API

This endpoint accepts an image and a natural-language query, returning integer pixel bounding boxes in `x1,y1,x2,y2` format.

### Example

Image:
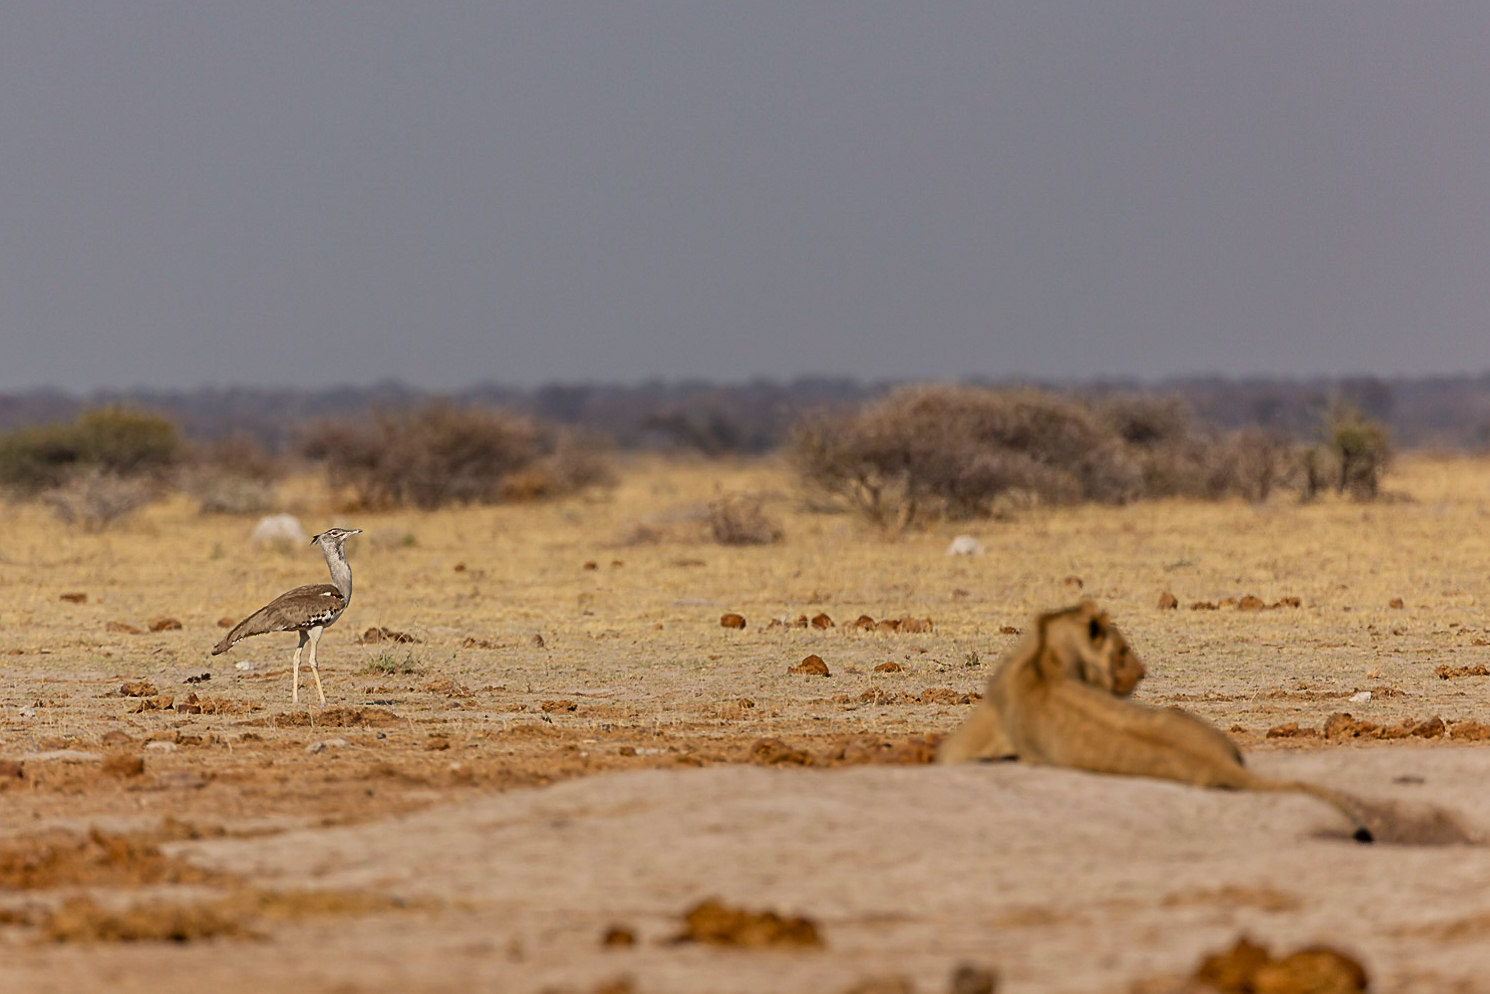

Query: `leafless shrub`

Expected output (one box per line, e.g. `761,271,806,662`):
791,384,1379,527
1223,427,1298,502
300,402,614,510
707,493,783,545
43,469,156,530
791,385,1143,529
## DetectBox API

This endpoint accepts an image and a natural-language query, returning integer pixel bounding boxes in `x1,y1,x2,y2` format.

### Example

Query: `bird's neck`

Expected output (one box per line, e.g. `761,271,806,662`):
321,543,353,602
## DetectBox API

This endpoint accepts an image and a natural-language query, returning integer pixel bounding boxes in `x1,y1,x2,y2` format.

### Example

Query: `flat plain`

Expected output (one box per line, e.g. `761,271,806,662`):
2,455,1489,992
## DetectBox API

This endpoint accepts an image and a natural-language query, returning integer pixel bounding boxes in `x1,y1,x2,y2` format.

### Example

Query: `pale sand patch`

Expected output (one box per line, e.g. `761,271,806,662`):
6,749,1486,994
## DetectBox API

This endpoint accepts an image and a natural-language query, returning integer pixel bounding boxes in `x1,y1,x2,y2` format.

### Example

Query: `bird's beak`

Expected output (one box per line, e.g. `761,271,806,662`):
309,533,321,545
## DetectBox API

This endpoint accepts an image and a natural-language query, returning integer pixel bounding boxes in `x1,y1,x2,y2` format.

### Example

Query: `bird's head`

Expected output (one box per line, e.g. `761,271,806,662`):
311,527,362,549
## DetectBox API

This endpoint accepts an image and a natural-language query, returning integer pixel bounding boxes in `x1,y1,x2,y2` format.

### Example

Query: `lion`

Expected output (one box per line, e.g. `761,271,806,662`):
937,599,1146,764
937,601,1373,843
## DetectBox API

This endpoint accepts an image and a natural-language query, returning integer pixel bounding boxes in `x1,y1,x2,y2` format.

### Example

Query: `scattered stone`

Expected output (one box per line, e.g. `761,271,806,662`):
1265,723,1320,739
1324,713,1378,739
789,655,831,677
424,736,451,751
453,562,467,572
531,634,546,648
233,661,255,672
874,662,903,673
106,621,143,635
854,615,877,630
1323,713,1446,741
0,760,24,779
831,736,941,765
1450,720,1490,741
59,592,87,604
672,899,823,948
583,561,598,571
100,730,131,746
306,738,349,755
876,619,901,634
421,678,472,697
217,617,235,628
999,626,1021,636
1348,691,1372,703
1436,663,1489,679
602,925,636,947
720,613,747,629
148,617,183,632
949,963,999,994
1219,597,1239,608
250,513,307,546
1157,592,1179,610
1062,575,1083,589
183,673,211,685
358,627,420,644
899,617,933,634
1189,601,1219,611
1274,596,1303,608
811,613,834,629
462,637,495,649
1194,936,1365,994
144,741,176,753
98,757,144,780
750,738,814,766
1389,597,1405,609
946,535,983,556
119,680,157,698
1237,595,1266,611
541,699,578,712
129,695,175,713
737,698,756,708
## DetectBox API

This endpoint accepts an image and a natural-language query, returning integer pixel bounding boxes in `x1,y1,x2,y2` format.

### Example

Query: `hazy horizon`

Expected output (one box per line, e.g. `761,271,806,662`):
4,4,1488,392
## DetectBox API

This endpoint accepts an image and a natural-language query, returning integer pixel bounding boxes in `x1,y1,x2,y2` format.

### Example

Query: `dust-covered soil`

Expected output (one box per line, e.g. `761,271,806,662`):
2,455,1489,992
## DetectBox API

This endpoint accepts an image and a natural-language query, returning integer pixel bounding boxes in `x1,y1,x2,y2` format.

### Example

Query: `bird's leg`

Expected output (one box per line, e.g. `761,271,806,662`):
293,630,309,705
307,625,327,707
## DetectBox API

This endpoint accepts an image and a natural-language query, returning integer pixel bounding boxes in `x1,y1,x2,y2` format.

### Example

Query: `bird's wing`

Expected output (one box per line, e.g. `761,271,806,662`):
211,584,347,654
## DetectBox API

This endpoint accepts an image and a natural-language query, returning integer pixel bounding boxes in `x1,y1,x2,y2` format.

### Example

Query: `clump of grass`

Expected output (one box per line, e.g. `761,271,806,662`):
360,651,423,676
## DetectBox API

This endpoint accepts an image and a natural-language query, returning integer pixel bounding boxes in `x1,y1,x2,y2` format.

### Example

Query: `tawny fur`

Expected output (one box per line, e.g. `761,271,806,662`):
938,601,1372,842
937,600,1144,763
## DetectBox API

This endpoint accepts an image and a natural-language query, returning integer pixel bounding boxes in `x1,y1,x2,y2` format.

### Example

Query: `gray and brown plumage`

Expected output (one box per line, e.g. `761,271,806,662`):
212,527,362,706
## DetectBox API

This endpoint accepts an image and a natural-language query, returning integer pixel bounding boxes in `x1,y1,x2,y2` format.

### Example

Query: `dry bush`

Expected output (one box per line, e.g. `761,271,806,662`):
0,408,180,494
300,402,613,510
43,469,157,530
707,493,783,545
791,385,1380,527
791,385,1143,529
1328,401,1391,499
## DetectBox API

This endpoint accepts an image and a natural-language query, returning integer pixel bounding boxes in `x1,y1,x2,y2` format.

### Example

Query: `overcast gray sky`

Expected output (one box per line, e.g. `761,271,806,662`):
2,3,1487,392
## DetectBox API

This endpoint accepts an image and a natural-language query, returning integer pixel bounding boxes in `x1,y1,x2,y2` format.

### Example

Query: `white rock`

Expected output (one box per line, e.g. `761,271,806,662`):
234,661,255,672
250,513,308,546
946,535,983,556
17,707,36,718
1348,691,1372,703
144,741,177,753
307,738,349,754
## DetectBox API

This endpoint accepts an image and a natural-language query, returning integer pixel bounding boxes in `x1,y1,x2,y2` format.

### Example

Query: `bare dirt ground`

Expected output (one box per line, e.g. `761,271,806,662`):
2,455,1489,992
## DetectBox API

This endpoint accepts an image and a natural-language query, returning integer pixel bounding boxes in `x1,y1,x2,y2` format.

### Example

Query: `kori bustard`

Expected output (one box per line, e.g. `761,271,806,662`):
212,527,362,706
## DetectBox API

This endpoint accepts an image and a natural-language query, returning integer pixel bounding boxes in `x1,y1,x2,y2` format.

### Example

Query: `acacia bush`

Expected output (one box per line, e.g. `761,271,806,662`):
300,402,614,510
0,408,180,493
790,385,1392,529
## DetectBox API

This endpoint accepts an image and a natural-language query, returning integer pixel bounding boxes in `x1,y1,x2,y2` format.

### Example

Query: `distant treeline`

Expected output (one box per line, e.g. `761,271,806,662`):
2,374,1488,453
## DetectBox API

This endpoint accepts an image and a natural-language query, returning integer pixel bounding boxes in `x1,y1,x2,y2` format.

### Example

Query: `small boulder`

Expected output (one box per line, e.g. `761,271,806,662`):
789,654,831,677
945,535,983,556
720,613,747,629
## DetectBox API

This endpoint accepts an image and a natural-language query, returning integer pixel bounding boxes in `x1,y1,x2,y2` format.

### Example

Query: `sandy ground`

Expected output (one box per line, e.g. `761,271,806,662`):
2,455,1489,991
